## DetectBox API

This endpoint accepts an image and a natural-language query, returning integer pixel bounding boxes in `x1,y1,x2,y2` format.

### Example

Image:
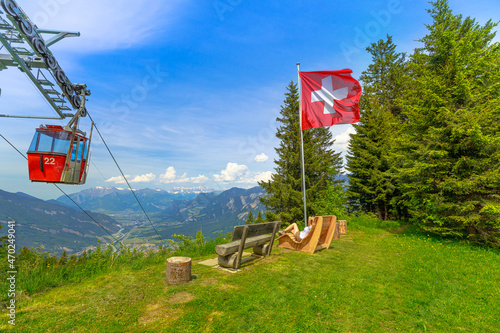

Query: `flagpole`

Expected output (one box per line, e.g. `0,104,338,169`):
297,63,308,228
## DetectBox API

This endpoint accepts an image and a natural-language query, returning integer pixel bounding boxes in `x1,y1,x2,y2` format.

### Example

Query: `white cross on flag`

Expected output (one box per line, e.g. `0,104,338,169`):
299,69,362,130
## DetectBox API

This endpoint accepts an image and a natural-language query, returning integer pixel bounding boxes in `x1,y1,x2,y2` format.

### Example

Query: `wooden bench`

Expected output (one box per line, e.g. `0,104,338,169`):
215,221,281,270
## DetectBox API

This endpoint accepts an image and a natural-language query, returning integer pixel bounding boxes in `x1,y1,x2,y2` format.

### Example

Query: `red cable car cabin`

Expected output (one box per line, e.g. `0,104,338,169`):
27,125,90,185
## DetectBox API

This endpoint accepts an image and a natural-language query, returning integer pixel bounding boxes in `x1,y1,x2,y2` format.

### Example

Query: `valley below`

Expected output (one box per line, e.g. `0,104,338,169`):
0,186,265,255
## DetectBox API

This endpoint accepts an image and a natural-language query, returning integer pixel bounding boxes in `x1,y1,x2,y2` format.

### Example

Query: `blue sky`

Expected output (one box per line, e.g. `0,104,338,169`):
1,0,499,200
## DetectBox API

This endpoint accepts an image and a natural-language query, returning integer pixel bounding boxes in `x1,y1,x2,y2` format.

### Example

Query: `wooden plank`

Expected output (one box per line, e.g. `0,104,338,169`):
231,221,280,240
231,225,245,241
240,254,260,266
215,234,272,256
315,215,337,251
266,221,280,255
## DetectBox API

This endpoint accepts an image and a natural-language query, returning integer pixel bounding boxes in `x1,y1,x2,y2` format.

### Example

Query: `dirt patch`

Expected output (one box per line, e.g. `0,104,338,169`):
392,225,409,233
169,291,195,304
199,277,219,286
207,311,224,323
138,302,181,325
218,284,238,291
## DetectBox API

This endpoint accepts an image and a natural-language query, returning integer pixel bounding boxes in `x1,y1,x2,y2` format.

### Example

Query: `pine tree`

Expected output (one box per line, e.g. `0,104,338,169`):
245,211,255,225
255,210,265,224
346,36,405,219
259,81,343,226
58,250,68,265
397,0,500,246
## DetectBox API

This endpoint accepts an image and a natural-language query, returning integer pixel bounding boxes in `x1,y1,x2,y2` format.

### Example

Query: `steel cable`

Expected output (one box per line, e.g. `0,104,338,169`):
0,132,124,247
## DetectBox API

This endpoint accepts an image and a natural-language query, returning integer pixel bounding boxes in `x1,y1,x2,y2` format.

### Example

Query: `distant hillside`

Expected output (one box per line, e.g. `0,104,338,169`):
0,190,120,255
0,186,267,253
152,186,266,240
55,187,199,214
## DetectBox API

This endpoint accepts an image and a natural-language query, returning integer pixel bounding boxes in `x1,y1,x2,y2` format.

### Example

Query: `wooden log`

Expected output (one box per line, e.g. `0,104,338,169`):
253,243,269,256
215,234,272,256
218,253,238,268
166,257,191,285
218,253,261,269
333,221,340,239
338,220,347,235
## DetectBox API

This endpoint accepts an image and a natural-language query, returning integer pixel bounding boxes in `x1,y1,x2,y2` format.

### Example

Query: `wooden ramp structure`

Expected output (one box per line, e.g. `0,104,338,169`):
277,215,339,254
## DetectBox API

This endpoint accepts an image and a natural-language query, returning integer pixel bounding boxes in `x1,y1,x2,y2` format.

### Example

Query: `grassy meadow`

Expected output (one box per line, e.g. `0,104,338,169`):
1,216,499,332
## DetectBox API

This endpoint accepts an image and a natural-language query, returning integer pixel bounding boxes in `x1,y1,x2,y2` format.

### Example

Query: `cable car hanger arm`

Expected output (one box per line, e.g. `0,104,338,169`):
36,29,80,48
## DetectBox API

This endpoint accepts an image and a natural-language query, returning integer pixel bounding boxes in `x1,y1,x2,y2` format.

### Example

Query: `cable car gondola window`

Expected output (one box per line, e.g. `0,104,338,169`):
52,132,72,154
28,130,72,154
28,132,40,152
78,140,86,161
71,141,78,162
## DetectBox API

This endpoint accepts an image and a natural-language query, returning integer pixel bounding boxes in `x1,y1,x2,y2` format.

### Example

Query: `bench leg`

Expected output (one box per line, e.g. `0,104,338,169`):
218,253,238,269
267,222,280,255
234,226,248,269
253,243,268,256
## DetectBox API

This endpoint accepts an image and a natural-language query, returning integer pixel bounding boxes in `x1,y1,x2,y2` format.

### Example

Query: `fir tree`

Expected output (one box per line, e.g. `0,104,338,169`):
245,211,255,225
396,0,500,246
259,81,343,226
255,210,265,224
58,250,68,265
346,36,405,219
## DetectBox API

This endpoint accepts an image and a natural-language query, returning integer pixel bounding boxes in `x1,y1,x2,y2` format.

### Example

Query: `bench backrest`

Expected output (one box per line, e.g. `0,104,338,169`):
231,221,281,241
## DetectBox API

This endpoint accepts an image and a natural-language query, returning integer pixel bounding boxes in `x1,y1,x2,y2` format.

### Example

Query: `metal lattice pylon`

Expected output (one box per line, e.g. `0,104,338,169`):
0,0,86,120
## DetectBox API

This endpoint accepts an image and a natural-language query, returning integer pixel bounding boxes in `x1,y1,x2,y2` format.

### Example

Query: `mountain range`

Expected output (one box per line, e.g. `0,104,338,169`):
54,186,266,244
0,189,120,254
53,186,202,213
0,186,266,254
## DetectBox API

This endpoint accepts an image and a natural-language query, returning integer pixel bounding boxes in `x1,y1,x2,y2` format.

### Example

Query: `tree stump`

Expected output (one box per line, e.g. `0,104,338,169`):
338,220,347,235
166,257,191,285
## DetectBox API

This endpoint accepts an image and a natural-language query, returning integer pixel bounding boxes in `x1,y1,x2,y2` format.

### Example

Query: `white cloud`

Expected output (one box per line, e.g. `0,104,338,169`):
333,126,356,151
191,175,210,183
105,175,129,184
253,171,273,183
159,166,208,184
159,166,177,183
18,0,189,53
176,173,190,183
105,173,155,183
129,173,156,183
214,163,249,182
254,153,269,163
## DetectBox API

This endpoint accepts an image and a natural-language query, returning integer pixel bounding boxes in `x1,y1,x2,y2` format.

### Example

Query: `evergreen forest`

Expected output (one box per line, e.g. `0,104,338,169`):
261,0,500,248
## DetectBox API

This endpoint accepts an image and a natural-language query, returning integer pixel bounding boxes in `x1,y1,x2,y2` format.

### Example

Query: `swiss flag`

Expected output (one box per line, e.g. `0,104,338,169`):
299,69,362,130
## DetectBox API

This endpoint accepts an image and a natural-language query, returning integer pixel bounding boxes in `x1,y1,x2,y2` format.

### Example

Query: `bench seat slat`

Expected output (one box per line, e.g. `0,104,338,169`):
215,234,272,256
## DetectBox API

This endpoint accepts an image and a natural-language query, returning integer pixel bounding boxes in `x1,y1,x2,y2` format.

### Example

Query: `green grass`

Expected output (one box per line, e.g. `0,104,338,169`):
2,217,499,332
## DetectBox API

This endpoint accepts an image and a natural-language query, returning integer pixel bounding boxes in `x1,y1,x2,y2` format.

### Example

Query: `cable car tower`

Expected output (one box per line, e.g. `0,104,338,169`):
0,0,92,185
